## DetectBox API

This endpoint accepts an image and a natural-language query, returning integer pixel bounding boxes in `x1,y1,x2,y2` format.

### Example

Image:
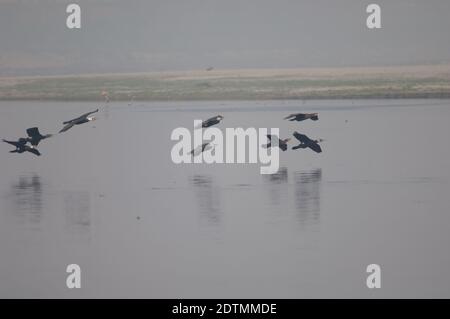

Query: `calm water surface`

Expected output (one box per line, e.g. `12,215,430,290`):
0,99,449,298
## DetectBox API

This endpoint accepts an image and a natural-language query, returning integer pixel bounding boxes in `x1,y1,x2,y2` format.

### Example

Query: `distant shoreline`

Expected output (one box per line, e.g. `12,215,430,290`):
1,65,450,101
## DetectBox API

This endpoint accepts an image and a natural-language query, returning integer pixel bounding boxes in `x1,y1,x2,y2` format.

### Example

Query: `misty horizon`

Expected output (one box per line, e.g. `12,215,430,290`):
1,0,450,76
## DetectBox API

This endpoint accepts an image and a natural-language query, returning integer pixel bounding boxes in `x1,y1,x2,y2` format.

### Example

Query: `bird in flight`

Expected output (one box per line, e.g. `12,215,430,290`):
291,132,324,153
262,135,290,151
2,138,41,156
25,127,52,146
189,142,214,157
284,113,318,122
196,115,224,129
59,109,98,133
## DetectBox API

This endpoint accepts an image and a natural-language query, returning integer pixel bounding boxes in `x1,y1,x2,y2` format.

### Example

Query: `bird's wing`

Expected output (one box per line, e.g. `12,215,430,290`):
28,138,39,146
190,144,203,156
2,139,23,148
3,139,16,147
308,142,322,153
26,127,43,146
79,109,99,120
59,123,75,133
201,142,210,152
283,114,296,120
85,109,99,117
26,127,41,138
293,132,312,144
65,109,99,124
26,147,41,156
202,117,215,126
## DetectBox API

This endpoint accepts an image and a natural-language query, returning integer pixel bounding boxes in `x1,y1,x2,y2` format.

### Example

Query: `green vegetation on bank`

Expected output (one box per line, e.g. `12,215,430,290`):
1,67,450,101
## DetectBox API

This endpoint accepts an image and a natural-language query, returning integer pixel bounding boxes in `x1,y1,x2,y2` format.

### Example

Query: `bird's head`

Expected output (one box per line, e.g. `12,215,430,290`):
217,115,224,120
283,138,291,143
88,116,97,122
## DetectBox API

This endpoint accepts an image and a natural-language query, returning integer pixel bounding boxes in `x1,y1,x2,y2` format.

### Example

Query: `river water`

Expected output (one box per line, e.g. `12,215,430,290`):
0,99,449,298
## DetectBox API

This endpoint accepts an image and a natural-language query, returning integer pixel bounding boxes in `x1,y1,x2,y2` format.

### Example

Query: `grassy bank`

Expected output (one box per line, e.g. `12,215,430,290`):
1,65,450,101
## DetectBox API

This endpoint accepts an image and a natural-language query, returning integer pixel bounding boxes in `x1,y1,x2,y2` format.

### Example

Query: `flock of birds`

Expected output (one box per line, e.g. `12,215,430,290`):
2,109,98,156
189,112,324,156
3,107,323,157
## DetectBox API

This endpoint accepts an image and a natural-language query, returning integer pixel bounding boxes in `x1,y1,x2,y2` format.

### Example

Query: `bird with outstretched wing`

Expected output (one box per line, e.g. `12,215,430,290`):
2,139,41,156
292,131,322,153
263,135,290,151
60,109,99,133
26,127,52,146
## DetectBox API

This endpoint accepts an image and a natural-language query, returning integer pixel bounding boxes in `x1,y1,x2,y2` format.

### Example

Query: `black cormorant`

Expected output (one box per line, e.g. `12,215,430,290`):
59,109,98,133
189,142,214,156
292,132,323,153
2,139,41,156
263,135,290,151
26,127,52,146
197,115,224,129
284,113,318,122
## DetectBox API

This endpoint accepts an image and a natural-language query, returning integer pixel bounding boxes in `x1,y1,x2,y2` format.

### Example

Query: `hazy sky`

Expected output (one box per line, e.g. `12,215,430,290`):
1,0,450,75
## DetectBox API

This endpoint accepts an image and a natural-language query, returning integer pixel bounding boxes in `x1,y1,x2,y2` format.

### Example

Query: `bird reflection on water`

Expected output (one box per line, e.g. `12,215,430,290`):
294,168,322,226
64,191,91,233
263,167,322,227
190,175,221,225
267,167,288,184
263,167,289,206
10,174,43,225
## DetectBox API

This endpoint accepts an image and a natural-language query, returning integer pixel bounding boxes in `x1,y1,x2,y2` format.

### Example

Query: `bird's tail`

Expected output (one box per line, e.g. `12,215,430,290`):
9,150,18,153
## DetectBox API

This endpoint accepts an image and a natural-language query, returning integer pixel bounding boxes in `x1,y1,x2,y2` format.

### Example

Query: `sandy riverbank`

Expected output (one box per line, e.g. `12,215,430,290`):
1,65,450,101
